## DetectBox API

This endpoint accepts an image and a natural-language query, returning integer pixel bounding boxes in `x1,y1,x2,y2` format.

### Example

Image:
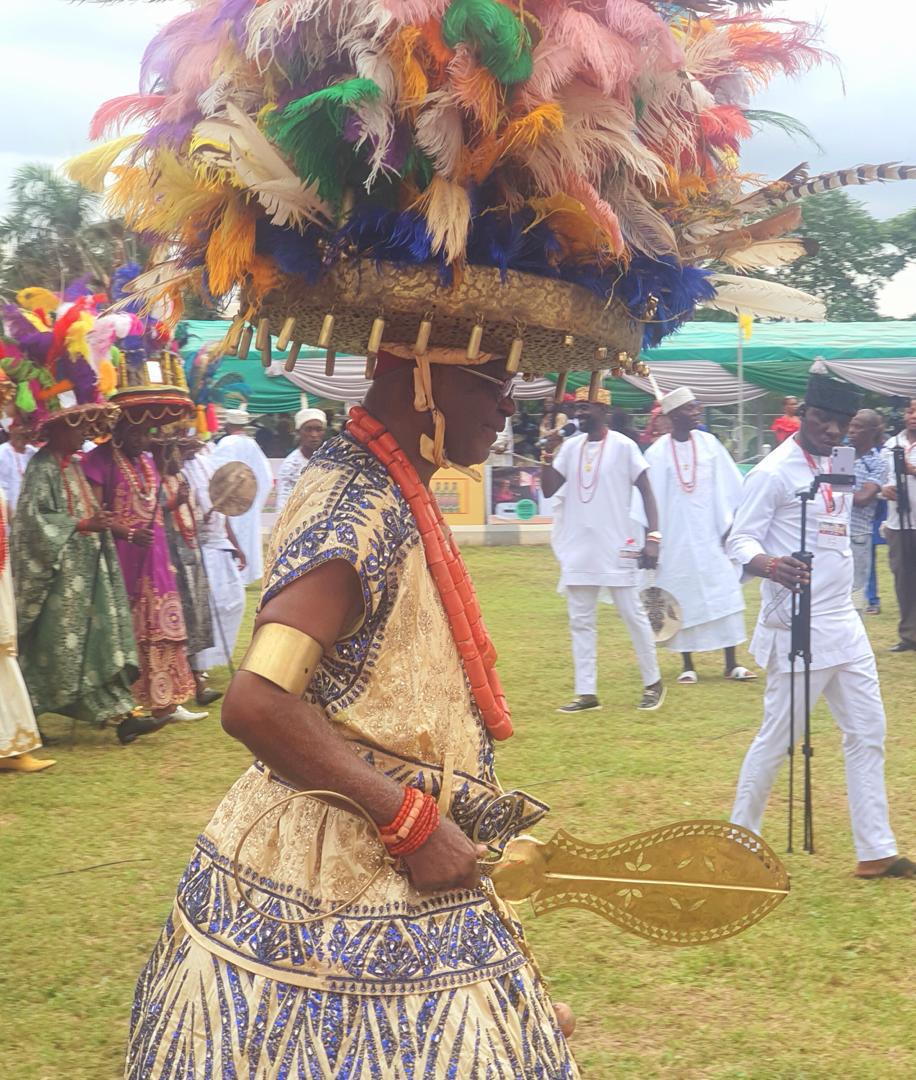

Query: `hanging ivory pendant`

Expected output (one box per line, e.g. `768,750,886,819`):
284,341,302,372
260,333,272,367
414,318,433,355
238,325,254,360
317,313,335,349
595,346,608,364
325,349,336,376
367,316,385,359
365,356,377,379
506,337,524,374
255,318,270,351
466,322,484,361
563,333,575,348
554,372,568,403
277,316,296,352
226,316,245,353
588,371,603,402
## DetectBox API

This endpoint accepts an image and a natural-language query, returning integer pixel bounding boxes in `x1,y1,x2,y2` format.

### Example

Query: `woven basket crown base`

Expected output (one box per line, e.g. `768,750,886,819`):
255,261,644,375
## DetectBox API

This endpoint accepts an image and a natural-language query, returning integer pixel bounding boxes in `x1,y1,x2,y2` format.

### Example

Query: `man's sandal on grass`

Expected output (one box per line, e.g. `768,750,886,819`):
856,857,916,880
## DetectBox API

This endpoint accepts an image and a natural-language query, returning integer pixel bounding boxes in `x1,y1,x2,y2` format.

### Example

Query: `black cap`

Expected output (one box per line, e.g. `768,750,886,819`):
804,373,863,419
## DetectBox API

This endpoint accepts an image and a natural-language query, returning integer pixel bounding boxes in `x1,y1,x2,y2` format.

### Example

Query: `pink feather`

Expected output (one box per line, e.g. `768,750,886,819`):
565,173,625,254
602,0,684,69
527,38,579,101
140,7,220,93
89,94,166,141
540,6,638,96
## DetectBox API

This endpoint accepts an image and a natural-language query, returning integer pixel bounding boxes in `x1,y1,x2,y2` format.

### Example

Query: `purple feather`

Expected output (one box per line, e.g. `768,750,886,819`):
63,276,93,302
140,8,213,92
211,0,252,44
111,263,143,302
138,117,197,152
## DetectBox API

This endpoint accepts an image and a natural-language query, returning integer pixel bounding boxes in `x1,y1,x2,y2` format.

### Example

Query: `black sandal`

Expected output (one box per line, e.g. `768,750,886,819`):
857,857,916,879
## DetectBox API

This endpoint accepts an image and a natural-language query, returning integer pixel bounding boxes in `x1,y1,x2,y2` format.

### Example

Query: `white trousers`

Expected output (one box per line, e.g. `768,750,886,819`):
731,655,897,862
192,547,246,671
566,584,660,696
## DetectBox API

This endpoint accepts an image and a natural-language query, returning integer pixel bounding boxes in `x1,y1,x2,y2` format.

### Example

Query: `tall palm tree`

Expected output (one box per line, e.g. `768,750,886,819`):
0,163,142,298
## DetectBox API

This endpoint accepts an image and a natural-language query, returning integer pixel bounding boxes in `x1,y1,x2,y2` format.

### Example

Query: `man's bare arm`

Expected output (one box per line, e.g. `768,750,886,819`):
221,560,483,892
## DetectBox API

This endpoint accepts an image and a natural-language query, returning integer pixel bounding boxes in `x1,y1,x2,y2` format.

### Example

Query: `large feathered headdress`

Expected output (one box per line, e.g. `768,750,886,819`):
68,1,914,460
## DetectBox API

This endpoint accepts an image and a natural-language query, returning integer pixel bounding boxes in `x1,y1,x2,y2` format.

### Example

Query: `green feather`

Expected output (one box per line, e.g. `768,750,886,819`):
15,381,36,413
265,79,382,203
743,110,825,154
442,0,532,85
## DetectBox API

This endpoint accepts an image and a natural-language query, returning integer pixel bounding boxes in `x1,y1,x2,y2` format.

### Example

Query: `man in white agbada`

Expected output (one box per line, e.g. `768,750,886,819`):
0,493,54,774
728,373,915,880
542,386,665,713
645,387,754,684
211,406,273,586
181,441,247,672
0,425,37,516
275,407,327,512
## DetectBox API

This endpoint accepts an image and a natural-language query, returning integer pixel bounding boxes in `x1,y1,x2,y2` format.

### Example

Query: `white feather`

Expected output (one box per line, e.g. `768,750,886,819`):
415,93,465,181
719,239,815,271
707,274,826,321
525,82,665,196
107,261,198,312
223,103,332,228
415,175,471,264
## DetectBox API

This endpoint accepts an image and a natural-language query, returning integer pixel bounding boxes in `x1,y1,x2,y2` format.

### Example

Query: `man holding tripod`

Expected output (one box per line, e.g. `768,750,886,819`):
727,375,913,879
881,398,916,653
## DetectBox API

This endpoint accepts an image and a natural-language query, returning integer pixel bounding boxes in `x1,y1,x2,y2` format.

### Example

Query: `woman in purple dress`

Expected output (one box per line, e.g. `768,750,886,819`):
83,392,203,722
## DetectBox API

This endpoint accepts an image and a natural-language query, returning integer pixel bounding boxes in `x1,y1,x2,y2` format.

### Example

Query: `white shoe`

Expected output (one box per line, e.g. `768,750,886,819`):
169,705,208,722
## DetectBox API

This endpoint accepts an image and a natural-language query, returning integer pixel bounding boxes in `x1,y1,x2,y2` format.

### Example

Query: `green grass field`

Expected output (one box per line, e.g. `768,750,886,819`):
2,546,915,1079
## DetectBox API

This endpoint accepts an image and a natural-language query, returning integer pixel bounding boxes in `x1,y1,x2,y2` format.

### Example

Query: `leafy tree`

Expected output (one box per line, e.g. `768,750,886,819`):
773,190,905,321
0,163,145,297
883,206,916,263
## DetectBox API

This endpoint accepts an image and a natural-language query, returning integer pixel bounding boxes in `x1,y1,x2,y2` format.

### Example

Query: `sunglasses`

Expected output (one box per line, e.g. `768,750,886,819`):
456,366,518,400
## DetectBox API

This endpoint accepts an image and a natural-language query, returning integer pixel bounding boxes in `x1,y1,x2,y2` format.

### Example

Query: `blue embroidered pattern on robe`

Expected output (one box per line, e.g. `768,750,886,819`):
261,433,417,714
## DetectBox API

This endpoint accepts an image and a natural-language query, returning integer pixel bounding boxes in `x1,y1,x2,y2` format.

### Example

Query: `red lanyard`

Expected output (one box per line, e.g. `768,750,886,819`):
799,443,839,514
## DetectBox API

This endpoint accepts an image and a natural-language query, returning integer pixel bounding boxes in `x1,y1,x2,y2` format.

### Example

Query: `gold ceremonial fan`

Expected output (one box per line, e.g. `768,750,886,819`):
209,461,258,516
233,788,789,945
489,820,789,946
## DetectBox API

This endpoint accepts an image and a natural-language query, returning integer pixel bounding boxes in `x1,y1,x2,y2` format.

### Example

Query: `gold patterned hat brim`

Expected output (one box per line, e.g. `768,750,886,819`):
38,401,120,436
110,387,196,426
257,260,643,376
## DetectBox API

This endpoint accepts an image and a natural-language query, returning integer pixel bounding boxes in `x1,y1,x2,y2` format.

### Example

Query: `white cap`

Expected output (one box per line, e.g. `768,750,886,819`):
660,387,696,415
295,407,327,429
223,406,256,427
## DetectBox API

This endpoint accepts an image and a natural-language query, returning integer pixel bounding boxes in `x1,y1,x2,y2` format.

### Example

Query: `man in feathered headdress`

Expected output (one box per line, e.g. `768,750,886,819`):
11,401,149,742
83,388,208,725
75,0,916,1072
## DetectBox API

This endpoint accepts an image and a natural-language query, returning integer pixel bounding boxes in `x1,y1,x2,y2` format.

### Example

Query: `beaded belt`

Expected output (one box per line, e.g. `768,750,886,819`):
253,743,549,853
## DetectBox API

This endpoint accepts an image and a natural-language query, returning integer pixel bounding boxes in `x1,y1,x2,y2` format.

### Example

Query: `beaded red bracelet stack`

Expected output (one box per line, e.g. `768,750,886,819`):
379,787,440,858
765,556,778,579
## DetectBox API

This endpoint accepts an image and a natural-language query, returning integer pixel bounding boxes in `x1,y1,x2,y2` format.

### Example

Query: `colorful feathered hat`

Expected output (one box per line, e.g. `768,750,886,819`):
69,1,914,465
0,290,119,436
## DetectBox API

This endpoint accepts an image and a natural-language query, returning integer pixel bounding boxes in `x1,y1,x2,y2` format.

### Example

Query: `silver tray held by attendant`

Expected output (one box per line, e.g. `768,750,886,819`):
640,585,682,644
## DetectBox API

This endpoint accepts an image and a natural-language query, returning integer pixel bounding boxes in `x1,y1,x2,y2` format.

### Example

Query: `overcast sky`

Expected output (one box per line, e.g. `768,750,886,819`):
2,0,913,312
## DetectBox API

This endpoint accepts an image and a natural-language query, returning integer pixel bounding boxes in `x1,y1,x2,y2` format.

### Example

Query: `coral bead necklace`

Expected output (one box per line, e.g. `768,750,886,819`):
348,406,513,741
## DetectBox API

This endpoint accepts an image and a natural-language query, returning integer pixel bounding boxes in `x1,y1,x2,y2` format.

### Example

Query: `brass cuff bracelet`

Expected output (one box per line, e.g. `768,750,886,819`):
239,623,324,697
